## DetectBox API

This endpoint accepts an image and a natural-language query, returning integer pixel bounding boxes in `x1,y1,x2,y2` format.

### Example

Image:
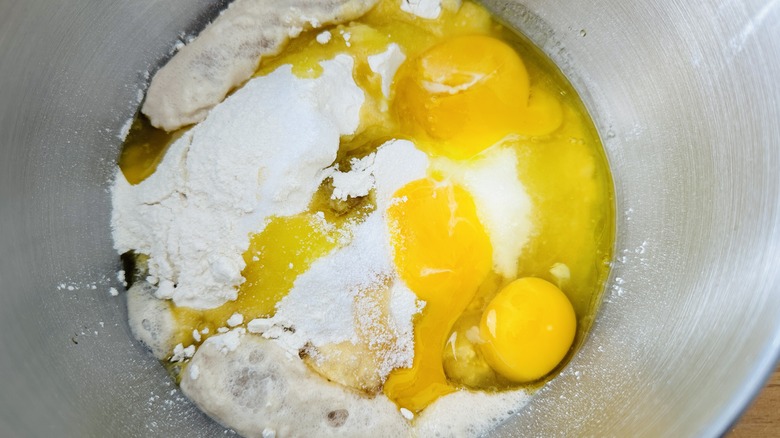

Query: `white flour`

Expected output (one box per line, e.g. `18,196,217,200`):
249,139,430,380
432,145,534,278
112,55,364,309
367,43,406,98
326,153,377,201
316,30,332,44
400,0,442,19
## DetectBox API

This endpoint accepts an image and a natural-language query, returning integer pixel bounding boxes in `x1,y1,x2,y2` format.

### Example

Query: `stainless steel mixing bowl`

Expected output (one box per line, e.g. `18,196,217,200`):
1,0,779,436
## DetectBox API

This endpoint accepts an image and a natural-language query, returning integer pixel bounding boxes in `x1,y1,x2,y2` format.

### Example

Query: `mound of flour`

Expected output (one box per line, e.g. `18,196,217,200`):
112,55,364,309
249,140,430,387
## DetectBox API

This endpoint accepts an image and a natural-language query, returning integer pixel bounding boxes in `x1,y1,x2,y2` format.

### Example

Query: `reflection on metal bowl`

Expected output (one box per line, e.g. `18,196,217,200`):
1,0,779,436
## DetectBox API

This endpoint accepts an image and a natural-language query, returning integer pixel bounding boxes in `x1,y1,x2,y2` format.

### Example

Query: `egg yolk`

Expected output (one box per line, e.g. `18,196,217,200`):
479,277,576,383
383,177,492,412
394,35,563,160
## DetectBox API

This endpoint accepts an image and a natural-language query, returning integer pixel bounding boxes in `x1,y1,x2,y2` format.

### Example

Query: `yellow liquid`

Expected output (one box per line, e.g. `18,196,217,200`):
171,213,340,343
118,116,181,185
442,36,614,389
118,0,614,412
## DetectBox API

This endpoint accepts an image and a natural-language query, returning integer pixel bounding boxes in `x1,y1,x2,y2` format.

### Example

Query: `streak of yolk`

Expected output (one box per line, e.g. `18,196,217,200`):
394,35,563,160
383,177,492,412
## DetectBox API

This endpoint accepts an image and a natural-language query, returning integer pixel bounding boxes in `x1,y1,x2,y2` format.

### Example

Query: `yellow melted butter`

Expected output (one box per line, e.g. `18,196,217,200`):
119,116,182,185
119,0,614,414
171,213,340,343
171,188,374,345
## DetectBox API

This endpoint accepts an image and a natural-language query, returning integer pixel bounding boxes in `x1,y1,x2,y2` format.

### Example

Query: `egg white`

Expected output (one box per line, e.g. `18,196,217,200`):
431,145,534,278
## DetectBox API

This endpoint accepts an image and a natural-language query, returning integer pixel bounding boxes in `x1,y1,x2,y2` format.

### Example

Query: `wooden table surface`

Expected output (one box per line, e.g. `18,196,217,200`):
728,368,780,437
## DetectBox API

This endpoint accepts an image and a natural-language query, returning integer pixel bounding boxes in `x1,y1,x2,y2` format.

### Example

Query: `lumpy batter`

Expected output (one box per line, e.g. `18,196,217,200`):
113,0,614,436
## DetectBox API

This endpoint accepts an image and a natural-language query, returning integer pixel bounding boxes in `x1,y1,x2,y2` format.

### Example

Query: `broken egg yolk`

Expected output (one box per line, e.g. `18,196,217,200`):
395,35,563,160
479,277,576,383
383,177,492,412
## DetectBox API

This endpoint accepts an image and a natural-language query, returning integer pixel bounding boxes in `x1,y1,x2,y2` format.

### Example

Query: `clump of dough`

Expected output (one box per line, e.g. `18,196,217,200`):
142,0,379,131
180,334,409,437
126,280,176,359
